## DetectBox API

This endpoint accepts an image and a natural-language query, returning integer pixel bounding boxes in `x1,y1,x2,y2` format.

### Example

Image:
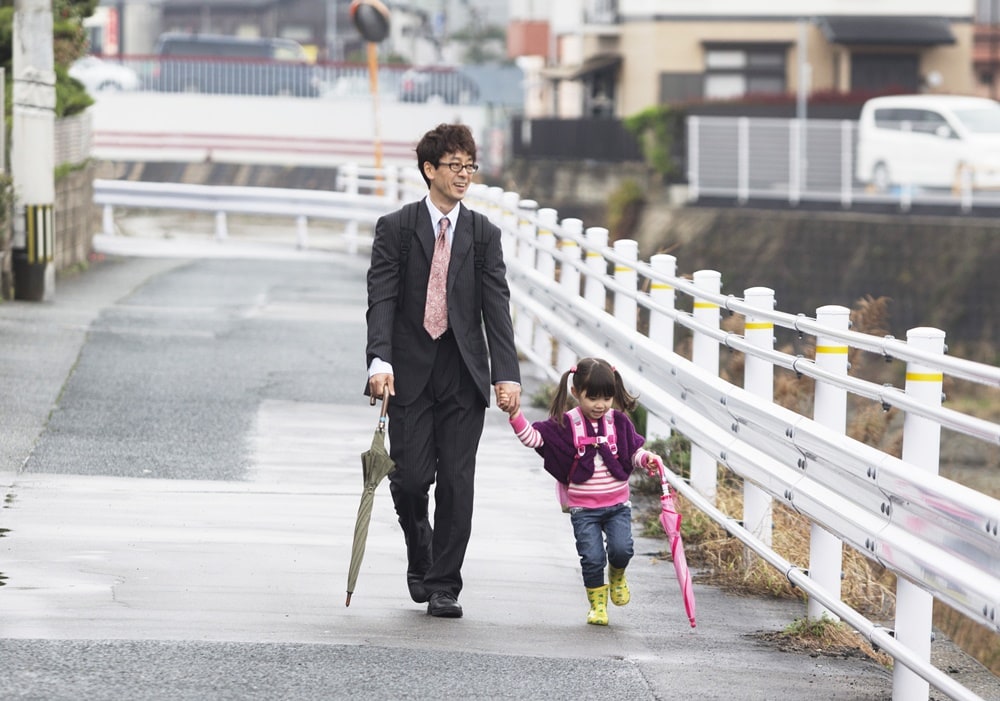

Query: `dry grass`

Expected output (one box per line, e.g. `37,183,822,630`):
534,294,999,671
635,294,1000,672
634,468,897,669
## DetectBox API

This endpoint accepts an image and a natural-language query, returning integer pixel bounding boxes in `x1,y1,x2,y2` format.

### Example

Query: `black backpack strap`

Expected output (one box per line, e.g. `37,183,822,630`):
472,210,487,312
396,201,420,309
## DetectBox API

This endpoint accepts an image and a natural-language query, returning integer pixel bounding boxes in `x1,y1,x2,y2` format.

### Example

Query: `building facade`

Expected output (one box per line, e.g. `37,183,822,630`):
509,0,977,119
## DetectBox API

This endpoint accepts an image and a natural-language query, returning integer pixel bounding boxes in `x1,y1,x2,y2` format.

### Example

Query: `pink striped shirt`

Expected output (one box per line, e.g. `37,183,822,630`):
510,413,652,509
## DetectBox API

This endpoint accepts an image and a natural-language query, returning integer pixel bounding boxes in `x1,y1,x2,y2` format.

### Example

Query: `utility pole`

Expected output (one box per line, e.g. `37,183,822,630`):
11,0,56,301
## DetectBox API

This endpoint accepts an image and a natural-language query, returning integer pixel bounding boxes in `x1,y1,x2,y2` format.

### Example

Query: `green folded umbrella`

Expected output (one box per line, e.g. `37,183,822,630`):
346,388,395,606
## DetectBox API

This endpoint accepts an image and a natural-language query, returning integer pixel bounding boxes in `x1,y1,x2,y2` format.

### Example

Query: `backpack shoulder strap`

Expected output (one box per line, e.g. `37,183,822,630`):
396,201,421,309
603,410,618,456
567,407,589,458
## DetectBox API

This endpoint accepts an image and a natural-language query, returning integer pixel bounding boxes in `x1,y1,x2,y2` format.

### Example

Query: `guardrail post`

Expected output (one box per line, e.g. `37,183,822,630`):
743,287,775,548
296,215,309,250
646,253,676,440
532,208,558,367
809,304,850,622
501,191,521,256
515,199,538,347
892,327,945,701
384,164,399,203
557,218,583,371
612,239,638,330
583,227,609,312
342,162,359,197
486,186,504,230
215,211,227,241
102,204,115,237
345,218,359,256
691,269,721,502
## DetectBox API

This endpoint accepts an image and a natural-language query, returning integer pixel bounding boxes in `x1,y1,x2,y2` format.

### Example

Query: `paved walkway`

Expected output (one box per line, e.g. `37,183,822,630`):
0,234,997,700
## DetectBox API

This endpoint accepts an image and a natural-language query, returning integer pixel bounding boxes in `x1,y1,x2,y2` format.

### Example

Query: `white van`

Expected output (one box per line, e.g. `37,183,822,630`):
855,94,1000,191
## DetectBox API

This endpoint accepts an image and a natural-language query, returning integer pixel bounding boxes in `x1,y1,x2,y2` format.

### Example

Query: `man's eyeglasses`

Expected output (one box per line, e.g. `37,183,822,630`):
440,162,479,174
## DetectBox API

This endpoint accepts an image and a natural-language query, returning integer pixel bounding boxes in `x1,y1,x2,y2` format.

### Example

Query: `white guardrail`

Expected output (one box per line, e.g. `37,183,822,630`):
93,167,1000,701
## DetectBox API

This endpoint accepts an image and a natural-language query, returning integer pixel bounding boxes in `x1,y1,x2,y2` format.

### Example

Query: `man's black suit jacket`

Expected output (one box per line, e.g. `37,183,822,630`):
366,199,521,406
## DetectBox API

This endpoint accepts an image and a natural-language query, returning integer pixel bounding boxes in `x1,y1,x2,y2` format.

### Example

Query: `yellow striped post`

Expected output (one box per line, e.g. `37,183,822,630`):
894,327,945,699
809,304,851,622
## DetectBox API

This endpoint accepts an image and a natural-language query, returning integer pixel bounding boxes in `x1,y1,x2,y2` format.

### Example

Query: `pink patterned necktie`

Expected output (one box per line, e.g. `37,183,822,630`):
423,216,451,339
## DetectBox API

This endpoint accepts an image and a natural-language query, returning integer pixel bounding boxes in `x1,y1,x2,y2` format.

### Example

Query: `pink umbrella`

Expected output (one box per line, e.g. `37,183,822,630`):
658,464,697,627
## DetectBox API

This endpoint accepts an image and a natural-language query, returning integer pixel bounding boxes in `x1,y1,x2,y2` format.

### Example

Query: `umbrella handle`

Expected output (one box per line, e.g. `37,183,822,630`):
371,386,390,430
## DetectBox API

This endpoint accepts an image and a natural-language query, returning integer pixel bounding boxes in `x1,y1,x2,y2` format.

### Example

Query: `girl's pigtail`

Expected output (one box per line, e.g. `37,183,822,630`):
548,369,573,425
612,367,639,413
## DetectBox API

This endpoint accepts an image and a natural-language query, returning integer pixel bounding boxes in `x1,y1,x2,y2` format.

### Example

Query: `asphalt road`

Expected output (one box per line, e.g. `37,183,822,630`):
0,233,996,700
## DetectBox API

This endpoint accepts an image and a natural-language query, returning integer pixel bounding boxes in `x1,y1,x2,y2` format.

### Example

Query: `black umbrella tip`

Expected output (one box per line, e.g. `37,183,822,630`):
346,592,353,607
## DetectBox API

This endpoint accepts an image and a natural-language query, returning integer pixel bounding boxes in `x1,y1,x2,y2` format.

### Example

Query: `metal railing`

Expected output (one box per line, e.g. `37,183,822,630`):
91,167,1000,701
93,164,426,254
88,56,495,105
687,114,1000,213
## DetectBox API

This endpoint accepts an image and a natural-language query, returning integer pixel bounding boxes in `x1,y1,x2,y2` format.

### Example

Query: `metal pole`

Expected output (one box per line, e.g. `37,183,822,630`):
691,269,721,502
532,207,558,366
646,253,676,441
892,327,945,701
515,199,538,347
742,287,775,548
557,218,582,372
11,0,56,301
796,19,810,197
367,42,383,170
612,239,638,330
583,226,608,311
809,304,850,621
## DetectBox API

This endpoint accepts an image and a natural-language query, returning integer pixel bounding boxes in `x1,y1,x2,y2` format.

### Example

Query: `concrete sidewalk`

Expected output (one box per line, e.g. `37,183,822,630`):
0,249,997,700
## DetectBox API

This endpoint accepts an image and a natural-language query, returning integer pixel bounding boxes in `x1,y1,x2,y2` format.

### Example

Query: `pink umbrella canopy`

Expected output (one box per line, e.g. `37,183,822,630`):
658,467,697,628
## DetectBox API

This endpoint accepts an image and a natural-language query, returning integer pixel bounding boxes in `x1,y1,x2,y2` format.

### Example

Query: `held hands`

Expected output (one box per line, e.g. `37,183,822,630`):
495,383,521,418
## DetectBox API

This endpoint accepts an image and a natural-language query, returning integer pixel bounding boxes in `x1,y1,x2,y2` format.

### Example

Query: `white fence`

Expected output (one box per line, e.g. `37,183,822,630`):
687,115,1000,213
92,168,1000,701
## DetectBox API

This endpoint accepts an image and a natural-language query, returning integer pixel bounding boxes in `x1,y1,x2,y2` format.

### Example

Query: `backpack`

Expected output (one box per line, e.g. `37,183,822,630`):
557,407,618,512
396,200,489,312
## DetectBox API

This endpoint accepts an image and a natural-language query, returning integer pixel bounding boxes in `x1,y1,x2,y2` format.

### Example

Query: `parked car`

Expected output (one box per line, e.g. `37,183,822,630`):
398,67,480,105
151,33,320,98
856,94,1000,192
69,56,141,92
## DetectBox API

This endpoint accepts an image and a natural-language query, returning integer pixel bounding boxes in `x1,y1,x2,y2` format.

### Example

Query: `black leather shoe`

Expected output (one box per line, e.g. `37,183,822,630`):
407,573,429,604
427,591,463,618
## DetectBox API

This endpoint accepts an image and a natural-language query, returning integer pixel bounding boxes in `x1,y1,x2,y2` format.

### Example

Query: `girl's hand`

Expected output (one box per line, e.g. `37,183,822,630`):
497,387,509,411
496,383,521,416
642,451,665,478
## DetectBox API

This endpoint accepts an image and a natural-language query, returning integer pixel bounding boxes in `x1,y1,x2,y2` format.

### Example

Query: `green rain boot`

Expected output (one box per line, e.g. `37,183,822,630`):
586,585,609,626
608,565,631,606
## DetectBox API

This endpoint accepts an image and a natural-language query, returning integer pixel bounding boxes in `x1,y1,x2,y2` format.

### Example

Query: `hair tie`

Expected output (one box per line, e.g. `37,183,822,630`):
569,365,577,373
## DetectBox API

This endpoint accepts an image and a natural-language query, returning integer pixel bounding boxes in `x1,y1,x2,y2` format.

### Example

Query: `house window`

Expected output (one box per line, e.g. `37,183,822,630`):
704,45,787,99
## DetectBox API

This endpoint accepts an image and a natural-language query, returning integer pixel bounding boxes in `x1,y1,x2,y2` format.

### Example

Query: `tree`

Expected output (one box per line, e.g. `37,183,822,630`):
0,0,97,118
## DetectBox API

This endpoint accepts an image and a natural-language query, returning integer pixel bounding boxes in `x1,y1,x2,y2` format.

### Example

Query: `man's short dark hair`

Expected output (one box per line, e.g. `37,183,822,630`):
416,123,478,187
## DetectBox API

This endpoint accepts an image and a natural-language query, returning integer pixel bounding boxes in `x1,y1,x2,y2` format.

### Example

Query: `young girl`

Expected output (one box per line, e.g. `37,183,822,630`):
498,357,665,626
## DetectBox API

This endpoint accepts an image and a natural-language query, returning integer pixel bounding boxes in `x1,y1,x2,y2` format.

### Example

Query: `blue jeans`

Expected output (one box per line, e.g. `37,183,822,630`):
569,503,634,589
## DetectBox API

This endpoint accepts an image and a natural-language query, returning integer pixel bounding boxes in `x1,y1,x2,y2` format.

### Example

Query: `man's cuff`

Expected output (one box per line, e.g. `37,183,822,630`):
368,358,393,377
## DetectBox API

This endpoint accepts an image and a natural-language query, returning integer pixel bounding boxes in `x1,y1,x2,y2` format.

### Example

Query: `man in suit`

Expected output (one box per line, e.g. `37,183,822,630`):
366,123,522,618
